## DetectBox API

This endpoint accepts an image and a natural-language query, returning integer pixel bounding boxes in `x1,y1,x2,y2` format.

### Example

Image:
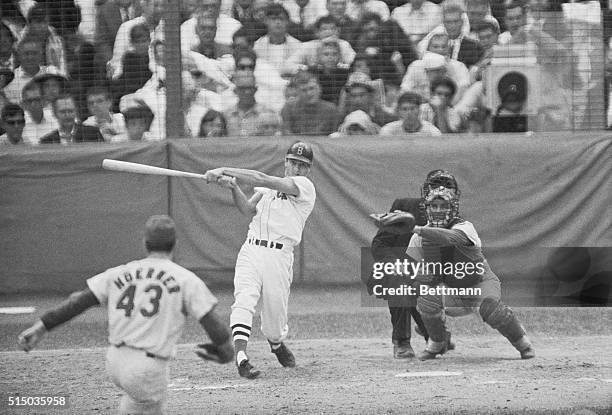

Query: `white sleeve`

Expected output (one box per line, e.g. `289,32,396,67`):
406,234,423,260
183,275,219,321
86,265,122,305
453,221,482,247
290,176,316,203
110,21,130,79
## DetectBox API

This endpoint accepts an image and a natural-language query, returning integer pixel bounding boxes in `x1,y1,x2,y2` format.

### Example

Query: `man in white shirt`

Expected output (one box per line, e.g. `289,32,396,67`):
20,80,58,145
346,0,390,22
109,0,166,79
254,4,302,76
83,85,126,142
391,0,442,44
281,0,328,29
181,0,242,52
380,91,441,135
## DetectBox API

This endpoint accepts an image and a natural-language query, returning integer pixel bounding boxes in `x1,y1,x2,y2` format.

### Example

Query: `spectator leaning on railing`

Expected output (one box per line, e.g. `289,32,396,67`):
0,103,26,145
20,80,58,145
40,94,104,144
380,92,441,136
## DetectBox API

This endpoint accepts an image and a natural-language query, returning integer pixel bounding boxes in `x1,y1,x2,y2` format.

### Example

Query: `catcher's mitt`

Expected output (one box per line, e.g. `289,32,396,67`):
370,211,416,235
195,343,232,364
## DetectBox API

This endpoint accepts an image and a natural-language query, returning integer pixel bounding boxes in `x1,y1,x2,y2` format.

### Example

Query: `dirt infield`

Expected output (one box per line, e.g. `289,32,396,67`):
0,337,611,415
1,288,611,414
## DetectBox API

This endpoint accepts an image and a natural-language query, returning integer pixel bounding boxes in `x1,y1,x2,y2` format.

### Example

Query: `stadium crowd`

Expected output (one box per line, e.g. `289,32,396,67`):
0,0,607,144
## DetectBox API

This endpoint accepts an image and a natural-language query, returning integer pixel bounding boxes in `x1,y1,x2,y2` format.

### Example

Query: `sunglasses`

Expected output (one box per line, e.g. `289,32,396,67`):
5,119,25,125
236,64,255,70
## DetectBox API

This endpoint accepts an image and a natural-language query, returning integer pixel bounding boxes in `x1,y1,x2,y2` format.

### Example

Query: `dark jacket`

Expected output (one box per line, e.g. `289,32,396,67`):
456,37,484,68
40,124,105,144
368,197,427,304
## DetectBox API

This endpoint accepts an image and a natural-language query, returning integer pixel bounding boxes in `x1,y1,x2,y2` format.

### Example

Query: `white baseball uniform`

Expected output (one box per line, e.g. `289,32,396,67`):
87,256,218,415
230,176,316,345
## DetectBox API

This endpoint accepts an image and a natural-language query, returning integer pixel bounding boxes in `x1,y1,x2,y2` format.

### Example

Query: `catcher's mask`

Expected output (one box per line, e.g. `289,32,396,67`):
425,187,459,228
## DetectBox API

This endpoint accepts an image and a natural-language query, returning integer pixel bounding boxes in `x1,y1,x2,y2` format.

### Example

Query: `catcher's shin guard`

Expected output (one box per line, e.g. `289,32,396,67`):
416,295,447,343
479,297,526,343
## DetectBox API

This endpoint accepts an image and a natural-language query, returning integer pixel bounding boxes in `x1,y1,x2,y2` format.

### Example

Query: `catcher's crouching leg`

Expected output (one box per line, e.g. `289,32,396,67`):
416,295,449,359
479,297,535,359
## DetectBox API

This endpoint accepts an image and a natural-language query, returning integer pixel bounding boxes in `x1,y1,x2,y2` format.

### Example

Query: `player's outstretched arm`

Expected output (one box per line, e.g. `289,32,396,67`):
195,309,233,364
414,226,473,246
205,167,300,196
215,175,262,217
17,288,100,352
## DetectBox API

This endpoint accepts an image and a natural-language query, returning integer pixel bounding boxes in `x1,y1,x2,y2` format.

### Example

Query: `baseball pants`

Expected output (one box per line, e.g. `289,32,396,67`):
106,345,168,415
231,243,294,344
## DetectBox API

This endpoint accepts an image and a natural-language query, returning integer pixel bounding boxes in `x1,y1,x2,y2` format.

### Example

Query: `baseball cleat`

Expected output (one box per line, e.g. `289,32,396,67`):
237,360,261,379
520,346,536,359
271,342,296,367
393,342,415,359
417,349,442,360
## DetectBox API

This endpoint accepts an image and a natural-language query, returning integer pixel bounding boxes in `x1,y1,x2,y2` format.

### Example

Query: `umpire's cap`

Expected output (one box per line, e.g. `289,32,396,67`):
145,215,176,252
286,141,313,165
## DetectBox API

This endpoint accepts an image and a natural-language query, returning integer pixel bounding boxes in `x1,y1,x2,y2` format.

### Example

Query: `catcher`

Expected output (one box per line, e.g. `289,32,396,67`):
369,171,454,359
374,171,535,360
17,215,233,415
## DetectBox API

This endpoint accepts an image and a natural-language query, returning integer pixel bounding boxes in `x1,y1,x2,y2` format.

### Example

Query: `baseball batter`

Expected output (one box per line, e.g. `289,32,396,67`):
203,141,316,379
406,171,536,360
17,215,233,414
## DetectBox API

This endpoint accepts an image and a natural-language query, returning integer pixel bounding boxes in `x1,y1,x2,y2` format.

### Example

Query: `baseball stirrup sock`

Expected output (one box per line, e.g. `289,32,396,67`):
231,323,251,343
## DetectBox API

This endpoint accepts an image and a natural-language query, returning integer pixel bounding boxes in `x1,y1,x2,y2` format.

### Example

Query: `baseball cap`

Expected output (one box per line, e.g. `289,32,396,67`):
422,52,446,70
286,141,314,165
145,215,176,252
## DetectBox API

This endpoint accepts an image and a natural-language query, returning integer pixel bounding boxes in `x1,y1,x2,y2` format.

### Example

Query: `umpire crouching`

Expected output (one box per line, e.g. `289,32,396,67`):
369,197,430,358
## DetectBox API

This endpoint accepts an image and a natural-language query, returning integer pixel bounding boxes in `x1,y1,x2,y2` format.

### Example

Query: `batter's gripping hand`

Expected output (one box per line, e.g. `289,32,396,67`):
195,343,233,364
17,320,47,352
370,211,416,235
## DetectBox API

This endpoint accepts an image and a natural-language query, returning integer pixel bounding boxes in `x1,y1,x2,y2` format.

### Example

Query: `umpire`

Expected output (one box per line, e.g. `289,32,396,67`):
369,197,430,359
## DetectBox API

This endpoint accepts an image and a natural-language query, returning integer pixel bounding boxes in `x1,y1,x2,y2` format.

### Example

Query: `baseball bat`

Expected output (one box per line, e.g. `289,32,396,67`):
102,159,208,180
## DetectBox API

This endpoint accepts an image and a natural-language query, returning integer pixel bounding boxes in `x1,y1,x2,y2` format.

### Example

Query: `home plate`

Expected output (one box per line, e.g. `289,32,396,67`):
396,371,463,378
0,307,36,314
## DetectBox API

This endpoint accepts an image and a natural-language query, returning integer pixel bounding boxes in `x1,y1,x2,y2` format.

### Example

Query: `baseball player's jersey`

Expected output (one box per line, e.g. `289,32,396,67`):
406,221,496,283
87,257,217,358
248,176,316,246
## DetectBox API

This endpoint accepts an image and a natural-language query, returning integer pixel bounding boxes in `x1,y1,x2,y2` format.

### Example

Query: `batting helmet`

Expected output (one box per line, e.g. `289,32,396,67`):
286,141,313,165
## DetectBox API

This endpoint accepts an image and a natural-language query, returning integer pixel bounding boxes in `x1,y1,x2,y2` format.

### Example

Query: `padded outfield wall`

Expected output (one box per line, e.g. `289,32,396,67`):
1,134,611,304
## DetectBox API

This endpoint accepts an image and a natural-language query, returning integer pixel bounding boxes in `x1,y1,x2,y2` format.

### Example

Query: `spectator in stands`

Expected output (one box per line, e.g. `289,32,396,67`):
95,0,142,77
40,94,105,143
181,0,242,51
419,76,465,133
0,1,30,38
498,0,526,45
310,38,350,104
281,70,340,134
34,73,69,109
380,91,441,135
284,15,355,75
346,0,390,22
340,71,395,126
223,70,276,137
0,103,26,144
391,0,442,44
0,22,17,71
254,4,301,76
0,68,14,113
281,0,328,38
256,111,283,135
21,80,58,145
232,0,270,42
114,103,155,141
113,23,153,102
22,4,68,76
469,19,499,82
198,109,228,137
193,15,234,59
325,0,357,41
83,85,126,142
350,12,418,85
110,0,166,79
349,52,373,77
466,0,495,36
3,36,61,104
401,49,470,104
45,0,81,40
330,109,380,136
